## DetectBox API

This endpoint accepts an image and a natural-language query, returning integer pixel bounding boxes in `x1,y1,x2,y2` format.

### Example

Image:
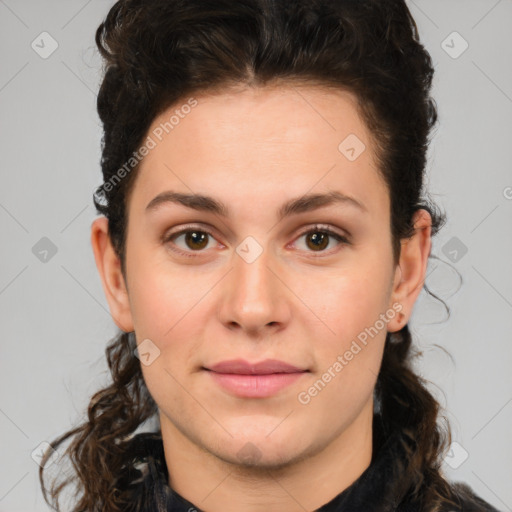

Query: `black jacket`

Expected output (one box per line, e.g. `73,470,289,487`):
117,415,500,512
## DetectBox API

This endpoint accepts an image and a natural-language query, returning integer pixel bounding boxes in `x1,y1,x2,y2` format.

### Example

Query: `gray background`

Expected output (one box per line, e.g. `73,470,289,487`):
1,1,511,510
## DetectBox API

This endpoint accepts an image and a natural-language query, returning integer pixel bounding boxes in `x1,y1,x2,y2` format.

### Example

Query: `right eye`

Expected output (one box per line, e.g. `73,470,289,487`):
163,226,220,257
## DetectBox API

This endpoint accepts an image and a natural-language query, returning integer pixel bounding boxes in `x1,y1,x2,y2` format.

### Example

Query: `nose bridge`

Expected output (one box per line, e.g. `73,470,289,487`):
234,241,276,304
222,238,285,328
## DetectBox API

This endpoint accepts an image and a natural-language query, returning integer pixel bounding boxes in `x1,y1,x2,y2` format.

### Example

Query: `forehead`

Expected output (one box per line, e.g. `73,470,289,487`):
128,84,388,220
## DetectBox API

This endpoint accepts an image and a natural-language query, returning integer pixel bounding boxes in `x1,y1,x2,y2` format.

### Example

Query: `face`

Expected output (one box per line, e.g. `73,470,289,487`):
93,84,426,470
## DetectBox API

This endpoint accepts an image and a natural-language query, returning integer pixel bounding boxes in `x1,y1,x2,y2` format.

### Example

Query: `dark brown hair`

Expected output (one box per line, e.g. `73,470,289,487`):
40,0,463,510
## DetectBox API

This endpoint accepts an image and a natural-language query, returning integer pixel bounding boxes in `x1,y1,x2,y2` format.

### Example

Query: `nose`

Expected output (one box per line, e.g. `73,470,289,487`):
218,243,290,336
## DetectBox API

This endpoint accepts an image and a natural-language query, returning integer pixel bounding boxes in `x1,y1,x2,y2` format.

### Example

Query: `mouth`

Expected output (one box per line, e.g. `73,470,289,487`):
204,358,308,375
202,359,309,398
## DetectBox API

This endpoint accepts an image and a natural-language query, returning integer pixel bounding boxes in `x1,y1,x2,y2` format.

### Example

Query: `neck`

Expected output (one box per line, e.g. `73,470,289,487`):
160,399,374,512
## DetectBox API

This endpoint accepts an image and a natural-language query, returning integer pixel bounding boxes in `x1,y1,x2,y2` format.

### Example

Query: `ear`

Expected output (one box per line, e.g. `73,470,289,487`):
90,216,134,332
387,209,432,332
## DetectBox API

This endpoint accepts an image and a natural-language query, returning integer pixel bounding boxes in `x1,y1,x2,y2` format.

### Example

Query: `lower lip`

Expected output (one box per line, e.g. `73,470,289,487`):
206,370,307,398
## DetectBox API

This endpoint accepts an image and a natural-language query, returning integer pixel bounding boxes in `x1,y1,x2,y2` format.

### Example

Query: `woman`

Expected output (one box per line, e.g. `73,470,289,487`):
39,0,500,511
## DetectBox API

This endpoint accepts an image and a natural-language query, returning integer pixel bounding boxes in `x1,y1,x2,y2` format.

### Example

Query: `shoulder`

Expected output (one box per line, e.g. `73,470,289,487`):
397,480,501,512
439,481,501,512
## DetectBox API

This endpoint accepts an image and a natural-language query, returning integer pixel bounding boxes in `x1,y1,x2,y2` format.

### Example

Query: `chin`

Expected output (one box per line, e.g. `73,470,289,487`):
216,443,307,472
206,421,313,469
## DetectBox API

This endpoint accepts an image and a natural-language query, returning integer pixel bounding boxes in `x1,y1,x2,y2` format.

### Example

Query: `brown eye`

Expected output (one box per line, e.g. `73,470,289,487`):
164,227,217,257
182,230,210,250
305,231,330,251
294,225,350,254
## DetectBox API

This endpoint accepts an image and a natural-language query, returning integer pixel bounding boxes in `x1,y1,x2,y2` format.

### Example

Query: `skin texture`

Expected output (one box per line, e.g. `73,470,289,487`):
91,84,432,512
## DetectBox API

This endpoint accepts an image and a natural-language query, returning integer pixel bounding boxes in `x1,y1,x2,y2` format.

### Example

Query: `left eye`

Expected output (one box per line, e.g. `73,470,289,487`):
293,226,349,253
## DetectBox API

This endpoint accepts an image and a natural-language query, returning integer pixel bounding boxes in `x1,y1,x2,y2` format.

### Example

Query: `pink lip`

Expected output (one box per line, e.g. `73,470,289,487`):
206,358,306,375
204,359,308,398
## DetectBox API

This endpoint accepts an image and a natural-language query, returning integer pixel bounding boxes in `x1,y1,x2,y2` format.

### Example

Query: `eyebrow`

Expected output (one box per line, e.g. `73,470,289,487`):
145,189,368,220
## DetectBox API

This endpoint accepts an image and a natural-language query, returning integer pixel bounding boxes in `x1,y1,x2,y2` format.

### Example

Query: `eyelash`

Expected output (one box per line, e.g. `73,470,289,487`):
163,224,350,258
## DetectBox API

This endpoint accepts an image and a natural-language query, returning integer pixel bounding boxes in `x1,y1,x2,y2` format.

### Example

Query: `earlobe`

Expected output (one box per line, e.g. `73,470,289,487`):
387,209,432,333
90,216,134,332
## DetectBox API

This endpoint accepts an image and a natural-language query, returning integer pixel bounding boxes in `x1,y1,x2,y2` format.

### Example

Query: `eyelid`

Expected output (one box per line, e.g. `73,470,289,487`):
294,224,350,242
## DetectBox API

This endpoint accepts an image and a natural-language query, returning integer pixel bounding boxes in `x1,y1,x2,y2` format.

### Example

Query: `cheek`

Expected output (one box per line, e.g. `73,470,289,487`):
299,262,393,341
126,253,212,380
296,286,388,421
294,255,392,400
126,249,204,336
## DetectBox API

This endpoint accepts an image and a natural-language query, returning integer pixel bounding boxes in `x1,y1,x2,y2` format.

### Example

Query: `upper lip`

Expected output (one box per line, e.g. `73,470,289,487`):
205,359,307,375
